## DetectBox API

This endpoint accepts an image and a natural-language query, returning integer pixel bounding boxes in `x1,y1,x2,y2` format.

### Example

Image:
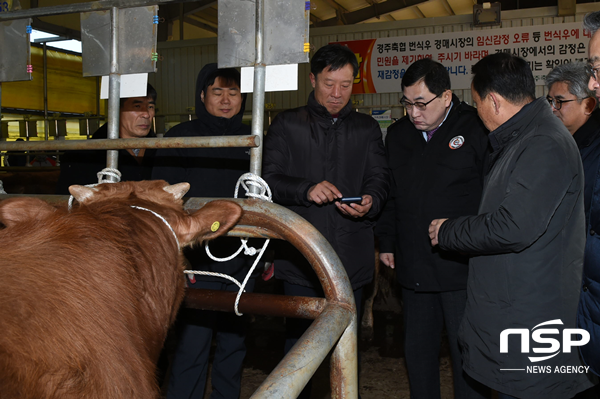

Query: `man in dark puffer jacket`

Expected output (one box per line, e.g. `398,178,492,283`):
152,64,253,399
263,43,390,399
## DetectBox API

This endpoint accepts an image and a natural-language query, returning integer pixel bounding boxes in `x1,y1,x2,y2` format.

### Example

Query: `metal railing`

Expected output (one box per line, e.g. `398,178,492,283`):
0,1,358,397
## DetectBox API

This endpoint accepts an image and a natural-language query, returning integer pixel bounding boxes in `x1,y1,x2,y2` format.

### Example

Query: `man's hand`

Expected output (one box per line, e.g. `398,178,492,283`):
428,218,448,246
380,252,395,269
335,195,372,218
307,181,342,204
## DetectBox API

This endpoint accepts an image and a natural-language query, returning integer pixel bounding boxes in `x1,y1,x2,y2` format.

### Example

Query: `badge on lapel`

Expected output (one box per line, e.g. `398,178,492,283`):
449,135,465,149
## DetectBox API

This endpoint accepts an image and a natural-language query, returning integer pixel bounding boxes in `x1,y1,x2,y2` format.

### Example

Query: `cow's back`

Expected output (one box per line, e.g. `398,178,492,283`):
0,202,182,399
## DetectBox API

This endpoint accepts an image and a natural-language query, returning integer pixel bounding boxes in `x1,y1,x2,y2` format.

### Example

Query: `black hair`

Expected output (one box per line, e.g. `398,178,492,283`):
471,53,535,105
119,83,157,108
310,44,359,78
202,68,241,94
401,58,450,95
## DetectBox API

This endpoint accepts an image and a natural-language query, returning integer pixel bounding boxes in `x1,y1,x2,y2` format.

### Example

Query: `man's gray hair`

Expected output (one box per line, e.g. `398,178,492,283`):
546,61,594,100
584,11,600,36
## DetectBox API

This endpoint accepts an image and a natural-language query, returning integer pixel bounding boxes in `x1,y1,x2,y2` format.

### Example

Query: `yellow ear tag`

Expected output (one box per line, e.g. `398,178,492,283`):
211,221,220,232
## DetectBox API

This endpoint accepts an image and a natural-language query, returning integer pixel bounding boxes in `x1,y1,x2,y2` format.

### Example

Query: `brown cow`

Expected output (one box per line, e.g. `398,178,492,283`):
0,180,242,399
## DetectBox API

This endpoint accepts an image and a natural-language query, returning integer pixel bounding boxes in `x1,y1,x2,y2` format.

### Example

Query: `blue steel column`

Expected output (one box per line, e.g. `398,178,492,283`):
106,6,120,177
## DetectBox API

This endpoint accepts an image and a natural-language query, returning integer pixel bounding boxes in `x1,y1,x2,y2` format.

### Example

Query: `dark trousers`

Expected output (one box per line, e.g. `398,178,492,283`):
167,278,255,399
283,281,363,399
402,288,489,399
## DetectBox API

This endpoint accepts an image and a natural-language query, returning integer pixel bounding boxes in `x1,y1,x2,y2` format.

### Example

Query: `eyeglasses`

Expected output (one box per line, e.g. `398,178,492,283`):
586,62,600,81
546,96,577,110
400,93,441,111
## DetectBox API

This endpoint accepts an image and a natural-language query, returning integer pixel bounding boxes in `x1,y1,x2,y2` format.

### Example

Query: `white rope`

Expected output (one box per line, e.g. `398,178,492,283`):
97,168,122,184
130,205,180,249
68,168,122,211
186,172,273,316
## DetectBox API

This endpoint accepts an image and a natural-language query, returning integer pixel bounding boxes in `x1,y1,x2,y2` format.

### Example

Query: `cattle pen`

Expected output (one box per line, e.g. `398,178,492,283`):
0,1,359,398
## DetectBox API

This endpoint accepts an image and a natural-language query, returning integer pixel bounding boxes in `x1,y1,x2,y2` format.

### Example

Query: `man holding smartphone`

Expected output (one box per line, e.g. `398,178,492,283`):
376,59,489,399
263,43,390,398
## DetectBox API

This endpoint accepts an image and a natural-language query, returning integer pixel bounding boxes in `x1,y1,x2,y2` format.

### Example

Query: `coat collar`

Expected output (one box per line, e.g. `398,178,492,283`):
307,91,352,122
573,108,600,149
488,97,545,152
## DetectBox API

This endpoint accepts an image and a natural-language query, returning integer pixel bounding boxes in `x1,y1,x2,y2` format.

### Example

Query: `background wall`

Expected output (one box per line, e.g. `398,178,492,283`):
152,2,600,123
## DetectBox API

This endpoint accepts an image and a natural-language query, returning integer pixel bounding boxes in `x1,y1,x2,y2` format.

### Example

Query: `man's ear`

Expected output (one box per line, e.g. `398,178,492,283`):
489,92,501,114
443,89,452,107
309,72,316,89
584,97,597,115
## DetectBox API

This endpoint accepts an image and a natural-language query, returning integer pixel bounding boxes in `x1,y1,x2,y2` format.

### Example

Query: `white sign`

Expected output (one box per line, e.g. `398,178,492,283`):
100,73,149,99
337,22,590,92
241,64,298,93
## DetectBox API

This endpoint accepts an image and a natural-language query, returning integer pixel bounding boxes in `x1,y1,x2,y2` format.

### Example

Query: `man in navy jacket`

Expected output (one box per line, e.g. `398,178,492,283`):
376,58,489,399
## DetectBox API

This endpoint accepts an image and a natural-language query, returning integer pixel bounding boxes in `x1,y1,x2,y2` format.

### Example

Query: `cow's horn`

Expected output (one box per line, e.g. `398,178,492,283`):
69,185,98,203
163,182,190,200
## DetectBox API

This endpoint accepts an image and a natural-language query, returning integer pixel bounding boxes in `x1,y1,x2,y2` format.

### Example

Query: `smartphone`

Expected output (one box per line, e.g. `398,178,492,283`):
338,196,363,204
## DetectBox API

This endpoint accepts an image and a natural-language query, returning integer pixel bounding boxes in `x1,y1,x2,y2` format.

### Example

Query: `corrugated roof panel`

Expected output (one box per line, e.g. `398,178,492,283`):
389,7,427,21
448,0,475,15
339,0,372,13
417,0,453,18
310,0,337,21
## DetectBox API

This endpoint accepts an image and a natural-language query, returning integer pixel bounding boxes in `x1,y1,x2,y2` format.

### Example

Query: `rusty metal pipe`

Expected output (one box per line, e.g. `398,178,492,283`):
250,303,353,398
0,136,259,151
330,314,359,399
184,289,327,319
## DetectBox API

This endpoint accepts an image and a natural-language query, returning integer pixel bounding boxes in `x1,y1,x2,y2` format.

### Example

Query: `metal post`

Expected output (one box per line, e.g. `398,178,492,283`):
43,42,49,141
96,76,101,117
250,0,266,181
0,82,3,140
179,3,184,40
106,6,120,178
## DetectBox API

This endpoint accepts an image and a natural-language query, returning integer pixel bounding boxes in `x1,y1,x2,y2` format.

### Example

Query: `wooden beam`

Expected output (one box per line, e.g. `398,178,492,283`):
440,0,456,16
313,0,429,27
183,16,217,34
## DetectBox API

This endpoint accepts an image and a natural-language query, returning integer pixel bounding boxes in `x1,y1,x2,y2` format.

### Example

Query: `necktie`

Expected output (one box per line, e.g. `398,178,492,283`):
426,127,439,142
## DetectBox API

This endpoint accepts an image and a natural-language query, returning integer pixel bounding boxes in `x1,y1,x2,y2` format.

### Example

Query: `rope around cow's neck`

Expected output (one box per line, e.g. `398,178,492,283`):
184,173,273,316
67,168,181,249
130,205,180,249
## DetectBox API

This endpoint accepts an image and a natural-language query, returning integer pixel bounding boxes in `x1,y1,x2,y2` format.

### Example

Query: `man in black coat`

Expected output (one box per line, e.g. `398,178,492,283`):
55,84,157,194
578,11,600,381
263,43,390,398
375,58,489,399
152,64,253,399
429,53,595,399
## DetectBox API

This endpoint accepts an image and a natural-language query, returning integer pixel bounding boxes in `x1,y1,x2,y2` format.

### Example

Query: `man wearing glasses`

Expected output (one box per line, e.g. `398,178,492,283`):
577,10,600,380
375,58,489,399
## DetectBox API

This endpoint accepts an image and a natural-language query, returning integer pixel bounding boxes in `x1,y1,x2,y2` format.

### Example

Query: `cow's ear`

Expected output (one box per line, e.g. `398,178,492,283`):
0,197,56,227
178,200,242,246
69,185,97,203
163,182,190,200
